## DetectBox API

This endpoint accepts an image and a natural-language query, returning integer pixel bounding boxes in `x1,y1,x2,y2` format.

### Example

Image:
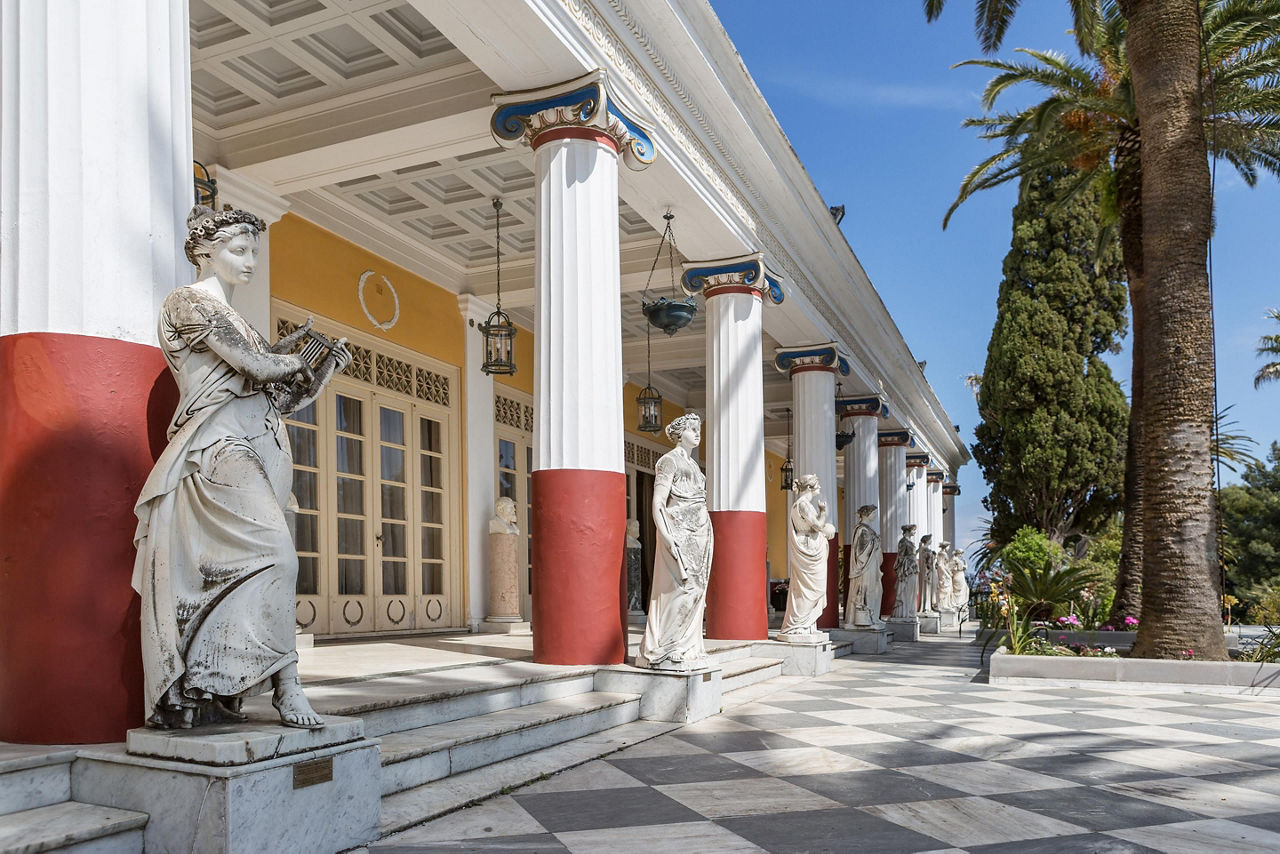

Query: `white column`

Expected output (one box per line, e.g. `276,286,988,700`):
878,441,908,547
531,135,624,474
209,166,290,333
491,70,655,664
927,472,944,544
1,0,191,342
943,482,960,545
905,465,924,531
458,295,497,632
841,412,880,533
705,290,765,513
687,255,774,640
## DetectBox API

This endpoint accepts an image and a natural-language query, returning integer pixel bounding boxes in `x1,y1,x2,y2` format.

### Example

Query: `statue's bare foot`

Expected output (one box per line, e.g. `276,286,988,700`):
272,675,324,729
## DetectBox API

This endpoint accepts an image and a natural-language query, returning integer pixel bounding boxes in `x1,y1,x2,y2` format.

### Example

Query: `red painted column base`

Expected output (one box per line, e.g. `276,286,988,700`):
530,469,626,665
880,553,898,619
0,332,175,743
705,510,768,640
818,534,840,629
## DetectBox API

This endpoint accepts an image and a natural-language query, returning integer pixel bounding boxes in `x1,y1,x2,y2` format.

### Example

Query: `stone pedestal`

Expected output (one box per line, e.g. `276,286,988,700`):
918,614,940,634
829,626,891,655
761,636,834,676
886,617,921,642
595,665,722,723
487,531,521,622
938,609,960,631
75,714,380,853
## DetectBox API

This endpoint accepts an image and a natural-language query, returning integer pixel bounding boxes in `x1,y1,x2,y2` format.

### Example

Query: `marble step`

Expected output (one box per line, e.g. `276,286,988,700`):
0,801,147,854
704,640,758,664
301,661,599,738
378,692,641,796
720,657,784,693
377,717,680,838
0,751,75,819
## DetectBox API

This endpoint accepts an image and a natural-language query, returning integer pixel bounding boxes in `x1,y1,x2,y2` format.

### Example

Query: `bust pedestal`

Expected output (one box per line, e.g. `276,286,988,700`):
75,712,380,853
886,616,921,642
481,531,530,633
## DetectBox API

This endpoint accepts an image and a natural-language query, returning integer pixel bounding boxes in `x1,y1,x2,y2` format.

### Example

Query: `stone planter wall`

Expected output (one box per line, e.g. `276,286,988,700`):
976,628,1137,648
990,649,1280,694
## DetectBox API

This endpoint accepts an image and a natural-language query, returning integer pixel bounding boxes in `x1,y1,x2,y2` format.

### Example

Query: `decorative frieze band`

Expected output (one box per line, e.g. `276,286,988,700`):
495,395,534,433
624,439,663,471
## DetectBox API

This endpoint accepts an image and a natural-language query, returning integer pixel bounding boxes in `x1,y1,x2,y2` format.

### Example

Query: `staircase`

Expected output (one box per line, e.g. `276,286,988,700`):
0,750,147,853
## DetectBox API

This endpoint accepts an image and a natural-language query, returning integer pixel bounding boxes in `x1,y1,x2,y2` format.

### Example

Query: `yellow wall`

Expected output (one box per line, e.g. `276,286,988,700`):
765,449,790,579
271,214,467,368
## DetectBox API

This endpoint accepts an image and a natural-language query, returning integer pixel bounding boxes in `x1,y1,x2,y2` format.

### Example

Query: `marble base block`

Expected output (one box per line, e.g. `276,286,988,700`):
75,718,380,853
938,609,960,630
886,617,921,642
918,614,941,634
479,619,532,635
829,626,891,655
486,531,522,621
759,637,834,676
596,664,722,723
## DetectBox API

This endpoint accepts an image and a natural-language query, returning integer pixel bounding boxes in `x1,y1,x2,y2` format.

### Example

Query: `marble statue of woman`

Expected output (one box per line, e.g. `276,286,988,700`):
951,548,971,614
780,474,837,641
842,504,882,628
890,525,919,620
637,413,713,670
935,541,955,611
918,534,938,614
132,205,349,730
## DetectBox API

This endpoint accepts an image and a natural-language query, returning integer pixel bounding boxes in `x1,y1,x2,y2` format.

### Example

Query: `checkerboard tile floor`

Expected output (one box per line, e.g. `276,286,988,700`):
371,636,1280,853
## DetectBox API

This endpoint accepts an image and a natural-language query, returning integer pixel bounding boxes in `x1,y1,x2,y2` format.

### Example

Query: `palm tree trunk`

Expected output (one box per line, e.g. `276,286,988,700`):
1110,134,1145,626
1119,0,1227,660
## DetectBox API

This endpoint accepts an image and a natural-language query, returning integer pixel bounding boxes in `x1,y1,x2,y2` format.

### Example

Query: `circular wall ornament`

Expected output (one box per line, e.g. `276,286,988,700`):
387,600,407,625
425,599,444,622
295,600,317,629
358,270,400,331
342,599,365,627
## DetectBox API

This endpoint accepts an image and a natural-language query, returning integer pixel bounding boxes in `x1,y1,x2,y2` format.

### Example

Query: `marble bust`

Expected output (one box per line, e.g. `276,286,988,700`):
780,474,836,641
133,206,349,729
843,504,882,628
890,525,919,621
490,496,520,535
637,414,713,670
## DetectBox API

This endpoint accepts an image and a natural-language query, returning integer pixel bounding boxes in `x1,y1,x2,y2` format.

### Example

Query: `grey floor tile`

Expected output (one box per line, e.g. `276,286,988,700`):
512,786,703,833
868,721,980,740
605,754,766,786
1186,741,1280,768
718,806,948,853
965,832,1160,853
1172,721,1280,741
1017,732,1159,753
1233,810,1280,833
1000,752,1174,785
1173,705,1265,720
673,730,812,754
764,698,870,713
1201,768,1280,796
784,769,969,806
372,834,570,853
832,741,980,769
727,713,845,730
1020,713,1141,730
991,785,1204,831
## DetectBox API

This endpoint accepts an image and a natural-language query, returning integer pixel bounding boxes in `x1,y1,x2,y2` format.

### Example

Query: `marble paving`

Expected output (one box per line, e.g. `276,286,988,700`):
370,633,1280,853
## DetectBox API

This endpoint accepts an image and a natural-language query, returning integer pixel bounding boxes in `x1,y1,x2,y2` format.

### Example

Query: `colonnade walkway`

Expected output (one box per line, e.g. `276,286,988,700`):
365,632,1280,853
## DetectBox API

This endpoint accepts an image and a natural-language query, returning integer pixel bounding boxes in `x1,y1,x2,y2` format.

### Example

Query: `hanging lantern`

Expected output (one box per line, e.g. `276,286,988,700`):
834,382,854,450
636,313,664,431
780,407,795,491
194,160,217,208
640,213,697,335
481,198,517,376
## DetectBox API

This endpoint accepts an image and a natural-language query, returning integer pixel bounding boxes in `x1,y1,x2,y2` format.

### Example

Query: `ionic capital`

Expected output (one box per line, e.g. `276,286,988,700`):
774,342,851,377
838,395,889,421
491,69,655,170
942,482,962,496
681,253,784,304
906,452,932,469
878,430,915,449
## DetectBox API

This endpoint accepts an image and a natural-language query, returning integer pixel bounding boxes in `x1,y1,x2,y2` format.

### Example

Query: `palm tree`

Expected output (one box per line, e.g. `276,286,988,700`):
926,0,1280,658
1257,308,1280,388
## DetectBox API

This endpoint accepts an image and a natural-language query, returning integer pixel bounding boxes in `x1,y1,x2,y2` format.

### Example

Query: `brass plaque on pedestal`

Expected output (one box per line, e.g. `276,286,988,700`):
293,756,333,788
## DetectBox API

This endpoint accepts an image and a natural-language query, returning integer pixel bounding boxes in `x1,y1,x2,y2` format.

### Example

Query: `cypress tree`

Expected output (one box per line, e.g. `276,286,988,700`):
973,166,1129,547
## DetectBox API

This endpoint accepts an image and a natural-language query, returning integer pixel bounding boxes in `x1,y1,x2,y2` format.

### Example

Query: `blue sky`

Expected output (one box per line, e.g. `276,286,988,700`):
713,1,1280,552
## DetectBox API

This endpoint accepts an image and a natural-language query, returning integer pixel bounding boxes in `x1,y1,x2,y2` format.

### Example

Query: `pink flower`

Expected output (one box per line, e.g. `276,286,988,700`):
1124,616,1139,628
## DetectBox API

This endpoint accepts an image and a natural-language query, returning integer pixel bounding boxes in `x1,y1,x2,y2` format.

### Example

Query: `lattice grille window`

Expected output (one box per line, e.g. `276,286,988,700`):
495,395,533,432
416,367,449,406
625,440,662,471
274,317,449,405
376,353,414,395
